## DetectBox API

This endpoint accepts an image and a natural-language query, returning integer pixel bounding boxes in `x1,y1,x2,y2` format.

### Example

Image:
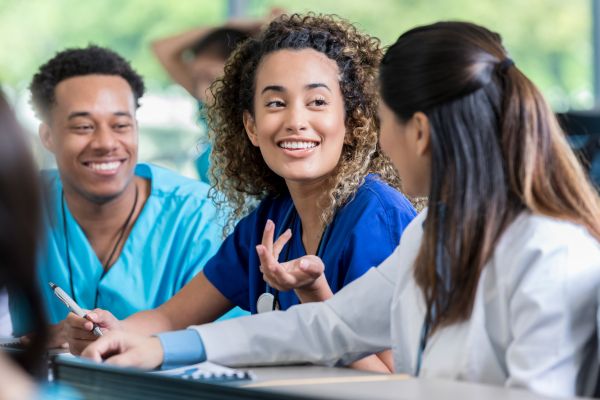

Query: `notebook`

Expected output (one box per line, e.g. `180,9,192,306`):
53,355,298,400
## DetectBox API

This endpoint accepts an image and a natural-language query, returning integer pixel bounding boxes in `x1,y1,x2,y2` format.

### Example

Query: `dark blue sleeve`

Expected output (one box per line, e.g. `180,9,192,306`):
342,190,416,286
202,214,254,311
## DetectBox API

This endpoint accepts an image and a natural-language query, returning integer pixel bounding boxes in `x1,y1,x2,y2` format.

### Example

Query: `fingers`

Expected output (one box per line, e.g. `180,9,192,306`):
65,312,106,355
66,312,94,332
297,255,325,278
47,321,68,349
261,219,275,255
256,244,278,274
81,331,124,363
88,308,120,330
69,337,95,356
272,229,292,260
84,335,164,370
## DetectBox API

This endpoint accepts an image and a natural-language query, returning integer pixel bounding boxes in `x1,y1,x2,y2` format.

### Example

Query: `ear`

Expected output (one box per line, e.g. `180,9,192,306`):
412,112,430,156
39,123,56,153
243,110,259,147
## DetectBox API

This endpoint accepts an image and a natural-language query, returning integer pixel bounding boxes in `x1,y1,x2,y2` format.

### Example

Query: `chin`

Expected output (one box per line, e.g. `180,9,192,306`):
83,183,130,204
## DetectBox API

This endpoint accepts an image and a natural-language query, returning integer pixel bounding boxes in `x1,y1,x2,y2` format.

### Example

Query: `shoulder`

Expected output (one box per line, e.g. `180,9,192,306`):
493,213,600,287
354,174,415,214
40,169,60,189
338,174,416,226
39,169,62,217
233,193,293,231
138,163,211,205
497,213,600,258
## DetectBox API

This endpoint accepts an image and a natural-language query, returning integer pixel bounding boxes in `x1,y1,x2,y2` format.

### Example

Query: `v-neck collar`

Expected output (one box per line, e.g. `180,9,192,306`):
57,165,154,283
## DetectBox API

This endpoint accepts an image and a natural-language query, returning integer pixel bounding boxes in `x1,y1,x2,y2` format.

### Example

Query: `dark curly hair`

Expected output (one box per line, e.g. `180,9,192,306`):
30,45,145,122
208,13,403,232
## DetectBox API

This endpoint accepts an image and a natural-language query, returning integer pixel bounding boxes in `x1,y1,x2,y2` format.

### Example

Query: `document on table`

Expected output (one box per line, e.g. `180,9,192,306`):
153,361,254,382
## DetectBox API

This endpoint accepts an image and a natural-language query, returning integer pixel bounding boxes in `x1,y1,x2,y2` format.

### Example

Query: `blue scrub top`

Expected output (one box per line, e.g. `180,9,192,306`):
10,163,226,335
203,174,417,313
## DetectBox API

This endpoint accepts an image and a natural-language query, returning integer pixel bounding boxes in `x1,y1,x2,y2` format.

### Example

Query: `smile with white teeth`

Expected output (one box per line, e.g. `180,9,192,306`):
278,141,319,150
88,161,121,171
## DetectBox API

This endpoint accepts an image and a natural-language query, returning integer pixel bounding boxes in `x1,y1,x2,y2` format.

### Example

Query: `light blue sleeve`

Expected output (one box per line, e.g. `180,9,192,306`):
156,329,207,369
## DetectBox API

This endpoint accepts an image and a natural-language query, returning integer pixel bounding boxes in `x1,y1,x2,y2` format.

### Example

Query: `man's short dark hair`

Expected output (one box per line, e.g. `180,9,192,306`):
30,45,145,121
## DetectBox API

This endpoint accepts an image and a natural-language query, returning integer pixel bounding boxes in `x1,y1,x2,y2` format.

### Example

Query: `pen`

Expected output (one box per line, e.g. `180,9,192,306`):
48,282,103,337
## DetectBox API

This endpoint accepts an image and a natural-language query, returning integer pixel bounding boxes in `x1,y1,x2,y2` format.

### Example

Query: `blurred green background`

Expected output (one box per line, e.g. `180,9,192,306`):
0,0,593,176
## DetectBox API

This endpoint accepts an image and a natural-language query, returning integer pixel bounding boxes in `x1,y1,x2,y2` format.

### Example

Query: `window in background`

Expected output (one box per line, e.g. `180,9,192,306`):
0,0,593,177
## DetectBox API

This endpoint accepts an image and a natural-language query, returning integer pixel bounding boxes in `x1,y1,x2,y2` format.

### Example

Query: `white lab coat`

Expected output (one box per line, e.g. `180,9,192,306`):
193,210,600,397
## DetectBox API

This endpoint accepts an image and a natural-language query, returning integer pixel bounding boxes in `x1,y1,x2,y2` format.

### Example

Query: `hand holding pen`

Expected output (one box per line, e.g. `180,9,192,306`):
49,282,103,337
64,304,121,355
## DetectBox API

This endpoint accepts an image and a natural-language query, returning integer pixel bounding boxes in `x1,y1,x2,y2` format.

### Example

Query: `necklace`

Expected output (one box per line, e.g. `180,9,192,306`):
61,183,140,308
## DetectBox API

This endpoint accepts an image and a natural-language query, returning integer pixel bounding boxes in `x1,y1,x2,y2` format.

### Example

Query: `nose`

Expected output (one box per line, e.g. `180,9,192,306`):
284,103,308,133
90,124,118,152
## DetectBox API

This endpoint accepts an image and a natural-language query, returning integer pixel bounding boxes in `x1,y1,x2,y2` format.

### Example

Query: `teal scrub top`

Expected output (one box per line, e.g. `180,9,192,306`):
194,101,211,184
10,163,228,335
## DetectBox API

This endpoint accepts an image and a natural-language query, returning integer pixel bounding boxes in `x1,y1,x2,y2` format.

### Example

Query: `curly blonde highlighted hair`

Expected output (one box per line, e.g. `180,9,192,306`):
208,13,403,232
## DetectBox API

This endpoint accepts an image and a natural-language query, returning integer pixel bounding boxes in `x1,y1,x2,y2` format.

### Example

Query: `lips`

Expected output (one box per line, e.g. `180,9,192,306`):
82,159,125,175
277,139,320,150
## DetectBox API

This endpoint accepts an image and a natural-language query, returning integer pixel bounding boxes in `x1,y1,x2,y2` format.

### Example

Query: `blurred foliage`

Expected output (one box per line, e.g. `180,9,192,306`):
0,0,593,110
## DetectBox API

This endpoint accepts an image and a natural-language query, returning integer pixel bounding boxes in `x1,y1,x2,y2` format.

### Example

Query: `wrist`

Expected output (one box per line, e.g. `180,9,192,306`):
295,275,333,302
150,337,165,368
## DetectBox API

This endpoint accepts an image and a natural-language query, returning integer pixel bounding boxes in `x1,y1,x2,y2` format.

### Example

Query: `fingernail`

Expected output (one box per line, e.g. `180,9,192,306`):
299,260,308,270
88,313,97,321
256,245,263,255
266,220,273,230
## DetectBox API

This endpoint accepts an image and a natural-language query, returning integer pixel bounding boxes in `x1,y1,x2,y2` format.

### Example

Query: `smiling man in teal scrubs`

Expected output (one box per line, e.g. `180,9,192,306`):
9,45,244,345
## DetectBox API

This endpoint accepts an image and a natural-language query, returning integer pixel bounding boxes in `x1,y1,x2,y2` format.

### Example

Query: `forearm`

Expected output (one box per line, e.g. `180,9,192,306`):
151,27,213,61
194,266,396,367
151,27,213,95
121,308,175,336
349,351,394,373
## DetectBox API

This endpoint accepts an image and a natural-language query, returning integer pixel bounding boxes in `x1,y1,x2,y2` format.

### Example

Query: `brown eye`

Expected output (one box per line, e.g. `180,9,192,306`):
309,97,328,107
266,100,285,108
114,123,132,131
72,125,93,132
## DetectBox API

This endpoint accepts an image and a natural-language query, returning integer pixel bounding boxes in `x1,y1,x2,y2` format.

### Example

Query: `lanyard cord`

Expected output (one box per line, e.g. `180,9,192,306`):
415,203,448,376
415,306,434,376
61,192,76,302
61,184,139,308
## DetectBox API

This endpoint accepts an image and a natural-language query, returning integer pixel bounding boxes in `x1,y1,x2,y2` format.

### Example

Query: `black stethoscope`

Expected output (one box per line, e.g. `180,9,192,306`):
256,203,331,314
61,186,138,309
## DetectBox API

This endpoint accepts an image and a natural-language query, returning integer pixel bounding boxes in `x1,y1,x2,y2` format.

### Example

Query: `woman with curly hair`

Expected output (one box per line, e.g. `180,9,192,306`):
66,14,416,372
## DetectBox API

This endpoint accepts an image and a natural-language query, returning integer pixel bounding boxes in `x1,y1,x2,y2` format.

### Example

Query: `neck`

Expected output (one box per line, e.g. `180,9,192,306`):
286,177,330,255
63,177,142,240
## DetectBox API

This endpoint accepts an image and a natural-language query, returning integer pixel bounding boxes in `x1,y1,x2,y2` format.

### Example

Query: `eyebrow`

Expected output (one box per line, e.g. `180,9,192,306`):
67,111,133,120
260,83,331,95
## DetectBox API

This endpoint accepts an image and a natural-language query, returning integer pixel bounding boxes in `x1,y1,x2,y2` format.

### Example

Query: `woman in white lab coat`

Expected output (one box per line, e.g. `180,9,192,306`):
83,21,600,397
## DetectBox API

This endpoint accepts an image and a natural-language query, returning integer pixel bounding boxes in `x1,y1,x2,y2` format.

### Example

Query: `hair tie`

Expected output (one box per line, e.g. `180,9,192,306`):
498,58,515,73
